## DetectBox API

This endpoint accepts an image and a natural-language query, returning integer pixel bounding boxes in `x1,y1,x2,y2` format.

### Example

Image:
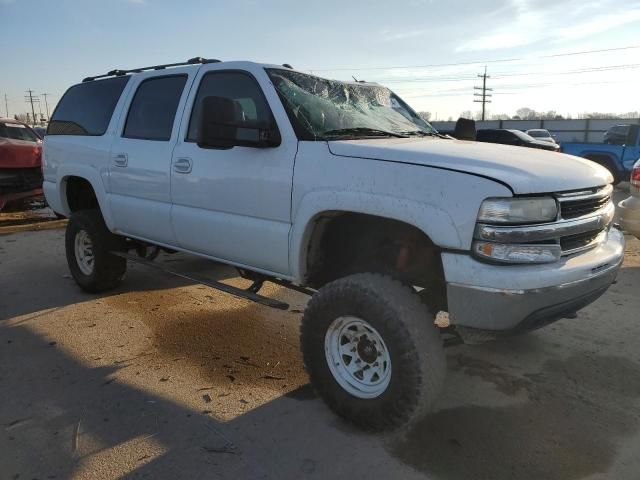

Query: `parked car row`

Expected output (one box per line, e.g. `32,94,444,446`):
0,118,43,209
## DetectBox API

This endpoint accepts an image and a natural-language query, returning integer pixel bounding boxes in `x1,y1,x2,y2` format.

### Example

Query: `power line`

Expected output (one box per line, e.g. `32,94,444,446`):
368,62,640,84
473,67,492,121
304,44,640,72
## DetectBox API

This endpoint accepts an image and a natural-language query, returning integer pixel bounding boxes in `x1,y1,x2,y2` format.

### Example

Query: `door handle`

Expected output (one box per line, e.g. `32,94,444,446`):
173,157,192,174
113,153,128,167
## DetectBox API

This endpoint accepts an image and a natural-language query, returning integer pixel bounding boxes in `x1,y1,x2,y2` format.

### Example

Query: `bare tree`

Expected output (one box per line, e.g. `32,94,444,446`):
417,111,432,121
14,113,29,123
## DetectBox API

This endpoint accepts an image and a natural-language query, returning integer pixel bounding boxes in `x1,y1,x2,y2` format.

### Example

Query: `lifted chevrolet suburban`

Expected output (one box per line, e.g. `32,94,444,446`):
43,57,624,431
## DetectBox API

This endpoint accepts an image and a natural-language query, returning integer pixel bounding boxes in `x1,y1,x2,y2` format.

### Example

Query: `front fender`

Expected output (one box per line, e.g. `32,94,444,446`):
289,190,461,282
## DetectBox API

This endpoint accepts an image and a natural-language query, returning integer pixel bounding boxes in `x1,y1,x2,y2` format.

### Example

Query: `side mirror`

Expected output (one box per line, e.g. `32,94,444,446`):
197,96,280,149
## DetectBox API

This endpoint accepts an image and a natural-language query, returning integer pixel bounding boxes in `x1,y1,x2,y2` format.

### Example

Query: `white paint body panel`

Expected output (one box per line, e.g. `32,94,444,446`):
169,63,297,275
108,67,198,244
327,137,613,194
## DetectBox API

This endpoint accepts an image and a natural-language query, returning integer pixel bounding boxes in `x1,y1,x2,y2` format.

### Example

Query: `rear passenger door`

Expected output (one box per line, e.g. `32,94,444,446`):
108,69,194,245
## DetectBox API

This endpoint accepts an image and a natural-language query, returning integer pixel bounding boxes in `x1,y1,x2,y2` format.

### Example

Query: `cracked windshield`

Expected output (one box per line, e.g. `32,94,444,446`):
268,69,437,138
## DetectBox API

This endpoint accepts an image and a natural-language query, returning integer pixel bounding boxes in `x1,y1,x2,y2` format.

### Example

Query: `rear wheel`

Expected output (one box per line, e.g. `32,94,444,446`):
65,209,126,293
300,273,445,431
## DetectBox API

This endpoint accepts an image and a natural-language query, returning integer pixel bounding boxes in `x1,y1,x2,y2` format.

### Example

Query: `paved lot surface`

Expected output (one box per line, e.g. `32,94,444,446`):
1,197,640,479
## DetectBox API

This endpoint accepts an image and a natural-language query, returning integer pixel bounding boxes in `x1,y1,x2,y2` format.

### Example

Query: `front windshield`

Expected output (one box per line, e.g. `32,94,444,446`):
528,130,549,138
512,130,538,142
267,69,437,140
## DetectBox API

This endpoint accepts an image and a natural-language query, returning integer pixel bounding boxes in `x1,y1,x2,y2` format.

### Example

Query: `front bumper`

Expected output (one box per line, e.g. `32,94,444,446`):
618,195,640,239
443,227,624,337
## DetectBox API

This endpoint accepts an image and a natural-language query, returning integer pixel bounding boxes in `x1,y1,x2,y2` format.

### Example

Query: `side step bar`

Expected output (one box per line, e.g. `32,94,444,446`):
110,251,292,310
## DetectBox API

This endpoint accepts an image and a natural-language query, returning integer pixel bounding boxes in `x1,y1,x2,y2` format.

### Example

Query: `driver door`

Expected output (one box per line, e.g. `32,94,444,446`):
170,66,297,276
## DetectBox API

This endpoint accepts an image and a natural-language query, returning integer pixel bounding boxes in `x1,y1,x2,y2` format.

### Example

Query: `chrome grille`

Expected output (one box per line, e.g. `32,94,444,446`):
560,229,604,254
557,185,612,220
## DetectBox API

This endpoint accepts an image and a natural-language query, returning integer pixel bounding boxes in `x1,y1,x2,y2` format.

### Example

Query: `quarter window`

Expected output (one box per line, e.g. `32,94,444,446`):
48,76,129,136
123,75,187,141
187,71,273,142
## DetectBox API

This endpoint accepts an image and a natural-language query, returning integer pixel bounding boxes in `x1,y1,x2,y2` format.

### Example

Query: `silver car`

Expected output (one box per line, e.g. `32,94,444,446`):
618,159,640,239
525,128,558,145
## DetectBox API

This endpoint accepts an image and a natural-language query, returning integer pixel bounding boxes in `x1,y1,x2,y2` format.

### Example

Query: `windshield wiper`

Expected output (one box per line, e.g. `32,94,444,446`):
401,130,450,139
322,127,409,139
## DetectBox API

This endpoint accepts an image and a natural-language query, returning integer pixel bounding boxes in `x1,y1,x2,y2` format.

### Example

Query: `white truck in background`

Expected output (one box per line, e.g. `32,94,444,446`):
43,57,624,431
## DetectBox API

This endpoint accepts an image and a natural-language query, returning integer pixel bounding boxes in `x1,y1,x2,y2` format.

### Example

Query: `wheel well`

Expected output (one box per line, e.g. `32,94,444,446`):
65,176,99,212
303,212,446,310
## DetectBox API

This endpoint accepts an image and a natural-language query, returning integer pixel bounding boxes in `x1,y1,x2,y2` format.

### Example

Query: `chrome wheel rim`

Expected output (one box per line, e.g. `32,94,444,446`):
74,229,94,275
324,316,392,399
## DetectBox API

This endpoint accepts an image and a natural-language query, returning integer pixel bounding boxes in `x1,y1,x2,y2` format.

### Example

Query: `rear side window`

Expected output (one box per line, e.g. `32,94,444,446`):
476,130,496,142
48,76,130,136
123,75,187,141
186,71,273,142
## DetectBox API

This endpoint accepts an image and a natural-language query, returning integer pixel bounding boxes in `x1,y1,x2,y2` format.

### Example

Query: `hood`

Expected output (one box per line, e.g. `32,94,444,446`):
327,138,611,194
0,138,42,169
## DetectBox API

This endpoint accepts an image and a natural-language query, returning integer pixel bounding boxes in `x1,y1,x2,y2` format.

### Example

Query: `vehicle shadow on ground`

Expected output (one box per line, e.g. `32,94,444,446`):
0,322,416,480
0,239,245,322
391,340,640,480
3,231,640,479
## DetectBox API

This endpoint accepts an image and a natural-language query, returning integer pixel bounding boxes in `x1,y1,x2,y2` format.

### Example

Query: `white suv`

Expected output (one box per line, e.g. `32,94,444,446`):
43,57,624,431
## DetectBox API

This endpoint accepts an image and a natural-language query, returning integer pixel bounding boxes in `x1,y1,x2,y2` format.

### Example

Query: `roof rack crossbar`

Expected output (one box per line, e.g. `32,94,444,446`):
82,57,221,82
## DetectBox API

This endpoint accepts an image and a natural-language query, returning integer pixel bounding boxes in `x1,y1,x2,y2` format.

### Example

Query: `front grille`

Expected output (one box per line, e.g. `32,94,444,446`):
558,186,612,220
560,230,603,253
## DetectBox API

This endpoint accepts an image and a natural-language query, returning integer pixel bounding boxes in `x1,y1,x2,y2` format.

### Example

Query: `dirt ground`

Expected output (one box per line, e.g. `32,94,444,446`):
1,190,640,480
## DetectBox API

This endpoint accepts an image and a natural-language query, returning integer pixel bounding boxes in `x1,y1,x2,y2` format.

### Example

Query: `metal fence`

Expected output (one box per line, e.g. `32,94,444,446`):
430,118,640,143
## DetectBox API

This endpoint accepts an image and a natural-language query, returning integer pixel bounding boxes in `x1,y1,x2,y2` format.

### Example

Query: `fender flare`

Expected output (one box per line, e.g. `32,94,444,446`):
289,190,462,282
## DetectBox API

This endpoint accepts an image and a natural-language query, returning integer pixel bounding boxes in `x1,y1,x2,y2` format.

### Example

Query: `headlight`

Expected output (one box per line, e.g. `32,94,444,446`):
472,241,561,264
478,197,558,224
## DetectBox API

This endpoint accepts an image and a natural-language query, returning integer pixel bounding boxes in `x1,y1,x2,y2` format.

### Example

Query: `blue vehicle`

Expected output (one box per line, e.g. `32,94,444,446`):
561,124,640,184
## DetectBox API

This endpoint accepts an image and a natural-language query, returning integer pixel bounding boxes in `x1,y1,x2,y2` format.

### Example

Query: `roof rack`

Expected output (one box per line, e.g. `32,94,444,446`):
82,57,221,82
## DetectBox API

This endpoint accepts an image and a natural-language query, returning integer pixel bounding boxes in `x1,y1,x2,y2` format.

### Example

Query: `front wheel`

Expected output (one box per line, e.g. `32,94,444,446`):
65,209,127,293
300,273,445,431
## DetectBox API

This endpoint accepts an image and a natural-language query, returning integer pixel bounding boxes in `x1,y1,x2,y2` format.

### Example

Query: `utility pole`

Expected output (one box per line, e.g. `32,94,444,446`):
41,93,51,120
474,66,492,121
25,89,39,126
3,94,8,118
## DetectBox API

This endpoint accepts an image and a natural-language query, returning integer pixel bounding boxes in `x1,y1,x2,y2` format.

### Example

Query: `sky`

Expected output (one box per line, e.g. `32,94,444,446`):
1,0,639,121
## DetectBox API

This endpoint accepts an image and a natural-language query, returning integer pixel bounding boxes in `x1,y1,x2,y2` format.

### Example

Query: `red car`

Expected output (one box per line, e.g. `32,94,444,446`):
0,118,43,209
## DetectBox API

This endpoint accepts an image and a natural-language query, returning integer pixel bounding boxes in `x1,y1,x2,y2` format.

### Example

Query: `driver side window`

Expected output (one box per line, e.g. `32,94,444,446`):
186,71,273,142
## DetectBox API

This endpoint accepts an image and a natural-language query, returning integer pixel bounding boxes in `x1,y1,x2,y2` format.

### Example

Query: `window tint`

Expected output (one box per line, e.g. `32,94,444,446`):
187,72,273,142
498,131,517,142
123,75,187,141
0,122,40,142
476,130,497,142
48,76,129,136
